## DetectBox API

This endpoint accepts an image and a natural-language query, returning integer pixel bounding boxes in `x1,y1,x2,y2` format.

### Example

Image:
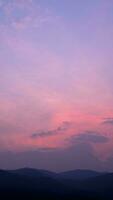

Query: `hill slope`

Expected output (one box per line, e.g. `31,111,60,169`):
0,168,113,200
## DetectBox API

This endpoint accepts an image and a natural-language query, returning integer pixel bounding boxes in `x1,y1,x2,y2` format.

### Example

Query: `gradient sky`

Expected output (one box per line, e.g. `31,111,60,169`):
0,0,113,171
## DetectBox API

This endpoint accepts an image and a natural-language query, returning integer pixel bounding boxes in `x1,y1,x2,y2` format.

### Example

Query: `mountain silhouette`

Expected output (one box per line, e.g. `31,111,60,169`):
9,168,57,178
59,169,104,180
0,168,113,200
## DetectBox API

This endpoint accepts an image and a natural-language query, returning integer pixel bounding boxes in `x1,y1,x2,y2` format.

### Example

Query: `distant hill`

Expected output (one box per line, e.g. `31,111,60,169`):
59,169,103,180
9,168,57,178
9,168,104,180
0,168,113,200
79,172,113,190
0,169,68,199
74,172,113,199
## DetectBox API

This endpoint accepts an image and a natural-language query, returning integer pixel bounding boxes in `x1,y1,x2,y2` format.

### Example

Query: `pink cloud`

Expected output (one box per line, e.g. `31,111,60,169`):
0,0,113,162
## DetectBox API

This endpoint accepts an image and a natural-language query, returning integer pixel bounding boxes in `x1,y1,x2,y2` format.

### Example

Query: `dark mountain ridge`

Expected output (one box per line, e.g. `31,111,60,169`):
0,168,113,200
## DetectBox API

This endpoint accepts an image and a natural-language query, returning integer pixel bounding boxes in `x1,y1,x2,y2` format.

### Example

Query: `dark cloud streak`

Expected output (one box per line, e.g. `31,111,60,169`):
70,131,109,144
31,121,72,138
102,118,113,125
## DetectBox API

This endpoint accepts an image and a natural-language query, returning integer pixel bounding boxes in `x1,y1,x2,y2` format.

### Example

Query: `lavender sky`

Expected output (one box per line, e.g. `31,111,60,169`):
0,0,113,171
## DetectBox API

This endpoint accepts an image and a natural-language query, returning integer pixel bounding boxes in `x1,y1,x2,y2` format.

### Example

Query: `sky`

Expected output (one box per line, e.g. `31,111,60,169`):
0,0,113,171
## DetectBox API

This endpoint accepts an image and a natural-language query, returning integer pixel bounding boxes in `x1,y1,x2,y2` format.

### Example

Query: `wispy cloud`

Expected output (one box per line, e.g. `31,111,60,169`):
31,121,72,138
0,0,58,30
102,118,113,125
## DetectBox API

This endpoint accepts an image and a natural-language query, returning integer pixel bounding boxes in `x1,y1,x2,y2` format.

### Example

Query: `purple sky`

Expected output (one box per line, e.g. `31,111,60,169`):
0,0,113,171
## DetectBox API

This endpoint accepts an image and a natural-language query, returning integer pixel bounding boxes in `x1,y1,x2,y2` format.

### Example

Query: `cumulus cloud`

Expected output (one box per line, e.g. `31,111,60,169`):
71,131,109,144
31,121,72,138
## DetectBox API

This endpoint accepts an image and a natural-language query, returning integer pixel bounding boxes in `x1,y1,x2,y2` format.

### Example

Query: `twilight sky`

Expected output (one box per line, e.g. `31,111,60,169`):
0,0,113,171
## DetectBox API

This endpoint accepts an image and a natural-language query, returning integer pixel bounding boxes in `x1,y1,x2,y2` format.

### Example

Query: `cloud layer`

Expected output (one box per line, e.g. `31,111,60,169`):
0,0,113,170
